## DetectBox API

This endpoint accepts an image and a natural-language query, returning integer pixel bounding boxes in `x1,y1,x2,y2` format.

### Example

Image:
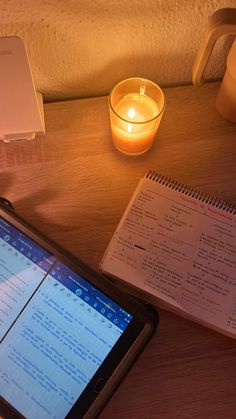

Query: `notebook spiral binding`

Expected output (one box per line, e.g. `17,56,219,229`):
146,171,236,214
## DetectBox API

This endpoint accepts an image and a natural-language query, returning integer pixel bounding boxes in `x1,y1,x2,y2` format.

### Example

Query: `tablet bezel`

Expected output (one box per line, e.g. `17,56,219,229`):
0,202,158,419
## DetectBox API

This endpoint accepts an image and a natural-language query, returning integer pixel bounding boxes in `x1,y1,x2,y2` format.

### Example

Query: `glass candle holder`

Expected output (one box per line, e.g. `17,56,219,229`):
109,77,165,155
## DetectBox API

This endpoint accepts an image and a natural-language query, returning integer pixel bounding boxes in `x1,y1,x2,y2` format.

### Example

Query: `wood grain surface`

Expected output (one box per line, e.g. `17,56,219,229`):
1,82,236,419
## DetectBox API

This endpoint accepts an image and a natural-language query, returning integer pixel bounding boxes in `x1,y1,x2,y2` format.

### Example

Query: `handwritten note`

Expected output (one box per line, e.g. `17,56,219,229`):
101,176,236,337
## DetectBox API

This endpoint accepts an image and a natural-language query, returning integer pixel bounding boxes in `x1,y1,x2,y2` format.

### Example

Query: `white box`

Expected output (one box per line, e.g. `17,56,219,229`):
0,36,45,142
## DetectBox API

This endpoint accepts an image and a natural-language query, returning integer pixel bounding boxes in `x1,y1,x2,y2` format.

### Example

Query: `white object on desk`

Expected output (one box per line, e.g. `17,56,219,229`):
0,36,45,143
192,8,236,122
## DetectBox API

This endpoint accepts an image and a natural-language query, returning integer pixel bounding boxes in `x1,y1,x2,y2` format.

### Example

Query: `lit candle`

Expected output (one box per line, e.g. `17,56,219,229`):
109,78,165,155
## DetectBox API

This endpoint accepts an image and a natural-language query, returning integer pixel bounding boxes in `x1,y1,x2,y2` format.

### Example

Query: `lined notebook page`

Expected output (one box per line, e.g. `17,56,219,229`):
101,173,236,337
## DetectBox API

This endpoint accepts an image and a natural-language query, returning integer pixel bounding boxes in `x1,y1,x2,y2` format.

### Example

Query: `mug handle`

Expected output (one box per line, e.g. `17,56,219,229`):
192,8,236,86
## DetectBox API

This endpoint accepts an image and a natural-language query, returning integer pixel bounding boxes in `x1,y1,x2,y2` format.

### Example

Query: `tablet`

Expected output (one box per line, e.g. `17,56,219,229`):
0,200,157,419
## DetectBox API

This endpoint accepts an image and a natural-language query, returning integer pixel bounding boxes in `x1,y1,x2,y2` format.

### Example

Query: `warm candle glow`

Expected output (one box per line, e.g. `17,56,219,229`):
111,94,161,154
127,107,136,119
109,78,165,155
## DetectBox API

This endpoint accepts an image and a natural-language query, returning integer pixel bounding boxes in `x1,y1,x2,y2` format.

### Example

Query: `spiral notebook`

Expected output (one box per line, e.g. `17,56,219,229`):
100,171,236,339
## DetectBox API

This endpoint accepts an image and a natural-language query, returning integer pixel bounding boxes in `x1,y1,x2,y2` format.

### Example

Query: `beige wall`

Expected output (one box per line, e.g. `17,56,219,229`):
1,0,236,100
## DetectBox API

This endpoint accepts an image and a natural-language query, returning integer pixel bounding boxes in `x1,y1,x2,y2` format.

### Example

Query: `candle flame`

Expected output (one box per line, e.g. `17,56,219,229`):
127,107,135,119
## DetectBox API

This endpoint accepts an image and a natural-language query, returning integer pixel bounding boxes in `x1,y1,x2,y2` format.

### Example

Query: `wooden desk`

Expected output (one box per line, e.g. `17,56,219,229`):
1,82,236,418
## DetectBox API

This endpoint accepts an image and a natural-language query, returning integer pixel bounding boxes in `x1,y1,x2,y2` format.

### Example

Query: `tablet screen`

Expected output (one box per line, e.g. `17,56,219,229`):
0,216,133,419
